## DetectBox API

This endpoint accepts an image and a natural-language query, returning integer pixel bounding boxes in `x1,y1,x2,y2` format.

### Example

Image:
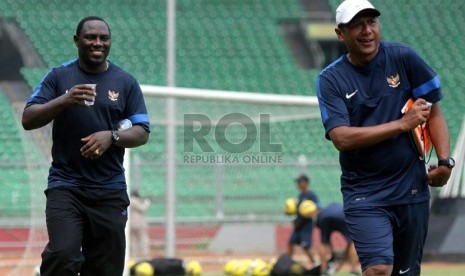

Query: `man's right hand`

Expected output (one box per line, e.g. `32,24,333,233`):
59,84,96,108
399,98,431,132
22,84,97,130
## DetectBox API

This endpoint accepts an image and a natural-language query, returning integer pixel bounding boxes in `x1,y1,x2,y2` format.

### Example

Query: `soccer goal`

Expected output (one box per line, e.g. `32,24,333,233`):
131,85,342,259
440,116,465,198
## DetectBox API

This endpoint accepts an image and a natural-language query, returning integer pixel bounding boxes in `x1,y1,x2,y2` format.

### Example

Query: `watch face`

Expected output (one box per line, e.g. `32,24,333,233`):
112,131,120,141
450,158,455,167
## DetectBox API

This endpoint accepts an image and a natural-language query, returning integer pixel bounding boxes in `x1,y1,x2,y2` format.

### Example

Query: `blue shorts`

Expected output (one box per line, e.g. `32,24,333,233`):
345,202,429,275
289,223,313,249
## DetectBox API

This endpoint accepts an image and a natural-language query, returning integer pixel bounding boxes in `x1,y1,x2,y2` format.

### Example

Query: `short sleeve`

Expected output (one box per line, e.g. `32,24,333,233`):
124,79,150,132
25,69,58,108
405,47,442,103
316,74,350,139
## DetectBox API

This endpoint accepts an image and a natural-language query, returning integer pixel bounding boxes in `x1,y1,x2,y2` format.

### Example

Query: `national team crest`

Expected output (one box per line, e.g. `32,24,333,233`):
387,74,400,88
108,90,119,101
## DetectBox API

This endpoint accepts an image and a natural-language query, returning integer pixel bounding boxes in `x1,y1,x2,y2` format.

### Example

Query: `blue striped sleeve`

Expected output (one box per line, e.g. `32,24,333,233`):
124,79,150,132
26,69,54,107
317,73,350,140
316,77,330,124
412,75,440,98
129,114,149,124
405,47,442,103
26,59,77,108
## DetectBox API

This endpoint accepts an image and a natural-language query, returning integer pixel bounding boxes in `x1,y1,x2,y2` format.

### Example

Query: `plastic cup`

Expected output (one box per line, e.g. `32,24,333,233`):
84,84,97,106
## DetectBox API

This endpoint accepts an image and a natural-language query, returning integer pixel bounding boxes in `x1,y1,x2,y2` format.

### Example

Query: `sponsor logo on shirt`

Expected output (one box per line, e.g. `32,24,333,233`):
108,90,120,101
387,74,400,88
346,89,358,99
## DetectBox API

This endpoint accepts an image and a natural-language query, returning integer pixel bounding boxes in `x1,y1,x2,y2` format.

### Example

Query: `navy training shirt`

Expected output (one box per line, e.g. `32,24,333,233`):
26,59,150,190
317,42,442,210
318,203,345,223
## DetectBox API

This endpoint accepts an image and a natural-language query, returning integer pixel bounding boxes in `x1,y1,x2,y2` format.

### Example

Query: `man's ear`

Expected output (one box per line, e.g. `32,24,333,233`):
73,35,79,47
335,28,344,43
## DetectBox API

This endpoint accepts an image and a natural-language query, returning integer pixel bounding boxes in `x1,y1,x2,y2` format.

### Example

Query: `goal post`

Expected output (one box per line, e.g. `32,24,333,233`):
140,85,319,106
141,85,320,258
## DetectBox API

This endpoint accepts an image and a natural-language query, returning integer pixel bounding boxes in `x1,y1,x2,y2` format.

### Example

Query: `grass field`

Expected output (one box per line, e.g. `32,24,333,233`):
200,264,465,276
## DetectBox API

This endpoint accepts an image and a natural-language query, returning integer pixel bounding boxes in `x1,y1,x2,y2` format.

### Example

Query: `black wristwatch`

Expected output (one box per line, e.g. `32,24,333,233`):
111,130,120,143
438,157,455,169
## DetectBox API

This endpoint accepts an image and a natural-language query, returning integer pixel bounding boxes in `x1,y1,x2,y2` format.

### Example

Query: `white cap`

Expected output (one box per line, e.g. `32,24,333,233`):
335,0,380,26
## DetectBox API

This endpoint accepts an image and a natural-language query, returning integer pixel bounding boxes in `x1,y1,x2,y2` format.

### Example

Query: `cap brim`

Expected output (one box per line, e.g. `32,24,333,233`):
339,8,381,25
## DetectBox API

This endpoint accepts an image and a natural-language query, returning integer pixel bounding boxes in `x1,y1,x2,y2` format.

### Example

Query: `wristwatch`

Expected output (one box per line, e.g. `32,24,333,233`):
438,157,455,169
111,130,120,143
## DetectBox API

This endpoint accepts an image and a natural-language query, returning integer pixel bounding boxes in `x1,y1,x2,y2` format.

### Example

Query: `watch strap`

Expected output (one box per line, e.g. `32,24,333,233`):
438,157,455,168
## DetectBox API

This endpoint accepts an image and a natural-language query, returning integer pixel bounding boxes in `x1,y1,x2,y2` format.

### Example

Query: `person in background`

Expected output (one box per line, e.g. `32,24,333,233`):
130,190,152,259
317,203,360,275
288,175,320,266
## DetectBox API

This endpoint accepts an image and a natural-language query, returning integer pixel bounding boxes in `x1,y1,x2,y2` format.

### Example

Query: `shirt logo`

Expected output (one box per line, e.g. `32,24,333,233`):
108,90,119,101
346,89,358,99
387,74,401,88
399,268,410,274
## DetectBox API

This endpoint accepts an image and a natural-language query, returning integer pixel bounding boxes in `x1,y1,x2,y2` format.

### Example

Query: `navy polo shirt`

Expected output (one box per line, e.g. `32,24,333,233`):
26,59,150,190
317,42,442,209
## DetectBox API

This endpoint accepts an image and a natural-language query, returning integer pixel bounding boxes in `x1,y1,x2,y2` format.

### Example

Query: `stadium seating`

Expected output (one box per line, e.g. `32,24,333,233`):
0,0,464,220
0,90,30,217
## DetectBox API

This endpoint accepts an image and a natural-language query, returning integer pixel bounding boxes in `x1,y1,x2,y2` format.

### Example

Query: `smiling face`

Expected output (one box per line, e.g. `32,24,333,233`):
336,12,380,65
74,20,111,72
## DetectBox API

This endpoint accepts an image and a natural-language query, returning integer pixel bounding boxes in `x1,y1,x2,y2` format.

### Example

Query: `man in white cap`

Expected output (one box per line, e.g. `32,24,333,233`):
317,0,454,275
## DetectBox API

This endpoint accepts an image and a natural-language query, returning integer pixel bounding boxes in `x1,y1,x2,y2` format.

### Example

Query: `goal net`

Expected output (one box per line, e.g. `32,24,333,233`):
131,85,342,257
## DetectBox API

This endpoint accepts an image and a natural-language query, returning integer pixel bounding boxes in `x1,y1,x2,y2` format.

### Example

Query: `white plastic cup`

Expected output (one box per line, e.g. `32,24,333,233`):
84,84,97,106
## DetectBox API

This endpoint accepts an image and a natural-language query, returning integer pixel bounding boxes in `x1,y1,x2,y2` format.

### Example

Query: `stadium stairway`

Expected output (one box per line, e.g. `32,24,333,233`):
0,85,30,219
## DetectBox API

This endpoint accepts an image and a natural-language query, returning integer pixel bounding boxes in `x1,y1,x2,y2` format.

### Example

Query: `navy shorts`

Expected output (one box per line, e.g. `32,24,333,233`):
345,202,429,275
289,223,313,249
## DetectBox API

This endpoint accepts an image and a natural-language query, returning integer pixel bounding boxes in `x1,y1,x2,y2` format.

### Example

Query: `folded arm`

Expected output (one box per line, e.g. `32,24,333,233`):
328,98,431,151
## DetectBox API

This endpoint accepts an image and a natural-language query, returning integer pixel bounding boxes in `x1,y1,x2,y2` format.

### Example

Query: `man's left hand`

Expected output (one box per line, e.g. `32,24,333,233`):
427,165,452,187
80,131,112,159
